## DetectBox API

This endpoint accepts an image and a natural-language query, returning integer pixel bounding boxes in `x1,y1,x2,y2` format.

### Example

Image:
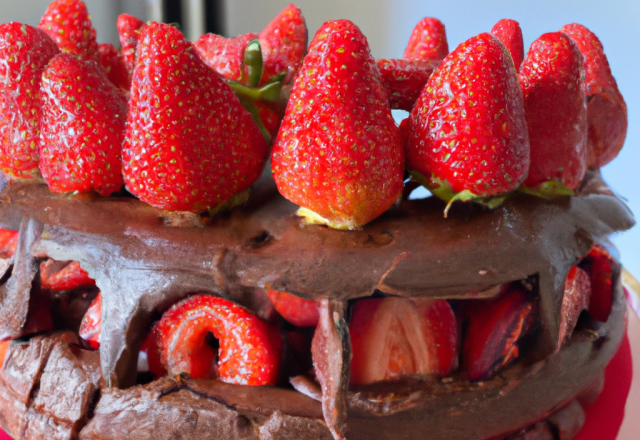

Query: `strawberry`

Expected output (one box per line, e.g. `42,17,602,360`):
116,13,145,73
40,260,96,291
349,297,457,385
376,58,438,111
156,295,282,386
519,32,587,193
98,43,130,92
122,23,269,213
271,20,404,230
39,53,127,196
138,326,166,378
194,32,258,83
490,19,524,68
406,33,529,212
561,24,627,168
0,229,18,259
403,17,448,61
79,292,101,349
258,4,307,86
267,290,319,327
460,283,535,380
38,0,100,64
559,265,591,347
0,23,59,180
0,341,9,369
580,245,618,322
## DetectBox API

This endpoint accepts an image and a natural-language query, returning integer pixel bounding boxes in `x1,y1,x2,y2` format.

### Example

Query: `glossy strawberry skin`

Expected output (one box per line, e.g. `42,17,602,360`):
580,245,618,322
559,265,591,347
79,292,101,349
0,229,18,259
350,297,457,386
267,290,319,327
123,23,269,213
407,33,529,196
193,32,258,83
156,295,283,386
0,23,59,180
490,19,524,68
403,17,448,60
259,4,307,85
561,24,627,168
98,43,130,92
38,0,100,63
116,13,145,73
377,58,438,111
40,260,96,291
520,32,587,190
271,20,404,229
40,53,127,196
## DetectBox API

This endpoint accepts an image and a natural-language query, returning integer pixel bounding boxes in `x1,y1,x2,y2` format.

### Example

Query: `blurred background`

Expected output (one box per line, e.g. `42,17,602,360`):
1,0,638,275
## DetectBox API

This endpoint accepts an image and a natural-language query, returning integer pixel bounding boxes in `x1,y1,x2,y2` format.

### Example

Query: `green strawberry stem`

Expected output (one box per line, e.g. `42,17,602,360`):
238,97,272,143
207,187,251,217
518,181,574,199
243,39,263,88
227,74,285,102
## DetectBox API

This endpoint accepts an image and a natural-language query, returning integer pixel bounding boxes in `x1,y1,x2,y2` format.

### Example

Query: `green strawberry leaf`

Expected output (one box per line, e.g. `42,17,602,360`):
518,181,574,199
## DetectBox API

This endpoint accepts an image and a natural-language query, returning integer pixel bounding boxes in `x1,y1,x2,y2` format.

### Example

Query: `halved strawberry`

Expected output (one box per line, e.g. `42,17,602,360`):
490,19,524,68
116,13,145,73
79,292,101,349
0,229,19,259
403,17,449,60
376,58,438,111
579,245,618,322
267,290,319,327
98,43,130,92
349,297,457,386
460,283,535,380
156,295,282,386
40,260,96,291
559,265,591,347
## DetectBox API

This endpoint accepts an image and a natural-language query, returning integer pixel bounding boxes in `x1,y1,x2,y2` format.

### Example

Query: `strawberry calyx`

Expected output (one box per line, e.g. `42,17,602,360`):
518,180,575,199
206,187,251,217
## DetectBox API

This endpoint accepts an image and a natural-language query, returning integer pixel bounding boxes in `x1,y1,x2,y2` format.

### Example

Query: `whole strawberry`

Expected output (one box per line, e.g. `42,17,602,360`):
520,32,587,192
403,17,449,60
98,43,130,92
40,53,127,196
490,19,524,68
117,13,145,73
377,58,439,111
123,23,269,213
561,24,627,168
38,0,100,63
406,33,529,210
271,20,404,230
0,23,59,180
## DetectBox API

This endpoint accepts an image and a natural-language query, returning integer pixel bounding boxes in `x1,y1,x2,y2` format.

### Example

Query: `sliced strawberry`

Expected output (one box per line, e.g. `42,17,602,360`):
520,32,587,193
0,23,59,180
40,260,96,291
350,297,457,386
116,13,145,73
580,245,618,322
139,326,166,378
194,32,258,83
38,0,100,63
267,290,319,327
461,283,535,380
377,58,438,111
561,24,627,168
0,229,19,259
79,292,101,349
258,4,307,86
490,19,524,68
403,17,448,60
156,295,282,386
98,43,130,92
559,265,591,347
271,20,404,230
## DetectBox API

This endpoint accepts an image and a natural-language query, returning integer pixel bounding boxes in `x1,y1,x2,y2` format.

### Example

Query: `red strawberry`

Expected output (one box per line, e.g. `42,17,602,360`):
519,32,587,192
377,58,438,111
98,43,130,92
561,24,627,168
490,19,524,68
267,290,319,327
79,292,101,349
138,326,166,378
271,20,404,230
406,33,529,211
350,297,457,385
156,295,283,386
559,265,591,347
258,4,307,85
0,229,19,259
0,23,59,180
40,260,96,291
403,17,448,60
116,13,145,73
38,0,100,63
461,283,535,380
193,32,258,83
256,102,283,140
580,245,617,322
122,23,269,213
0,341,9,369
39,53,127,196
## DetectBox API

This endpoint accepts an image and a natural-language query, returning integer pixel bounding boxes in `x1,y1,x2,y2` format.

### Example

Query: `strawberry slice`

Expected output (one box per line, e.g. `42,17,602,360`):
461,283,535,380
490,19,524,68
116,13,145,73
267,290,319,327
271,20,404,230
580,245,618,322
98,43,130,92
40,260,96,291
376,58,438,111
194,32,258,83
156,295,282,386
79,292,101,349
38,0,100,63
520,32,588,194
406,33,529,214
559,265,591,347
349,297,457,386
0,229,19,259
403,17,449,60
0,23,59,180
561,24,627,168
